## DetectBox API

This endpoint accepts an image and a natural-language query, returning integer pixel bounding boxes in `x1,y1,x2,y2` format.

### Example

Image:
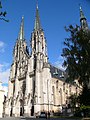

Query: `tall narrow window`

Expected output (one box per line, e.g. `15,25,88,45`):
56,80,58,89
59,88,62,105
63,83,65,91
52,86,55,105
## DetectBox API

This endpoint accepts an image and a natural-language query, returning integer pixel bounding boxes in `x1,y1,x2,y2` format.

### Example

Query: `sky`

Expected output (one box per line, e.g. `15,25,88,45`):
0,0,90,91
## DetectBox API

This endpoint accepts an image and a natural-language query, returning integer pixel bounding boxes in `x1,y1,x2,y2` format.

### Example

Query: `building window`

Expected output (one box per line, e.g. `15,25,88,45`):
63,83,65,91
52,86,55,105
56,80,58,89
76,87,77,94
66,90,68,95
69,85,71,94
13,82,15,95
59,88,62,105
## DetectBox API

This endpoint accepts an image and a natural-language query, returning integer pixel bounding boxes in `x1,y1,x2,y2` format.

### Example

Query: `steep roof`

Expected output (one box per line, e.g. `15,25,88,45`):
50,64,67,81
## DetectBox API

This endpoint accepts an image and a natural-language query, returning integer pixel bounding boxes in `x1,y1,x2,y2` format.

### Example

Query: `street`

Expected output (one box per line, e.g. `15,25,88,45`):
0,117,81,120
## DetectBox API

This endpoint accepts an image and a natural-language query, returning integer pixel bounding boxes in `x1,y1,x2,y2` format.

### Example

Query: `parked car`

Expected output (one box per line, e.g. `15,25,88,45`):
36,111,47,118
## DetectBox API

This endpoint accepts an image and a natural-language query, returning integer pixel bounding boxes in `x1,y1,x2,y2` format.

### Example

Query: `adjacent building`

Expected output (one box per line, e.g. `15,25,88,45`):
0,81,5,118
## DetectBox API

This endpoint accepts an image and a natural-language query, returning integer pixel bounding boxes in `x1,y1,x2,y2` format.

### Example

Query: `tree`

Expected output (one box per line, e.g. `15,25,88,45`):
68,93,79,113
79,85,90,106
68,93,78,107
62,25,90,89
62,25,90,115
0,1,8,22
78,85,90,117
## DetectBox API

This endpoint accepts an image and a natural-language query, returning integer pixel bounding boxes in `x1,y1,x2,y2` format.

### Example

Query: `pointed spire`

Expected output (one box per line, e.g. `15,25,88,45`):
79,5,86,21
18,16,24,40
34,1,42,30
79,5,88,29
36,0,38,9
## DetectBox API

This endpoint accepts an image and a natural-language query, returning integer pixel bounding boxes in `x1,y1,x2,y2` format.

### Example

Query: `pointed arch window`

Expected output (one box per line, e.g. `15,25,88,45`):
63,83,65,91
52,86,55,104
56,80,58,89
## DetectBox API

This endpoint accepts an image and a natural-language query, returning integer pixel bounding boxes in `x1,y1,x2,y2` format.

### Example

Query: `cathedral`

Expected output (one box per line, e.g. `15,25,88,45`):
4,4,87,117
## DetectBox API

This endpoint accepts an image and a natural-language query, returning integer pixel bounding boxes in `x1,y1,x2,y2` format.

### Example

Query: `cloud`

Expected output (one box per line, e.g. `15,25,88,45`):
0,41,4,47
0,63,9,96
0,63,10,83
2,85,8,96
0,41,5,53
0,68,10,83
0,83,8,96
0,40,9,95
54,55,66,70
0,63,10,72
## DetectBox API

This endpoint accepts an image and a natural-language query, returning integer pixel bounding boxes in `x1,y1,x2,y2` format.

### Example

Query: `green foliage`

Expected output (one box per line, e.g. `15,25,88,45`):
68,85,90,116
80,105,90,117
68,93,79,108
62,25,90,88
80,105,90,110
62,25,90,111
0,1,9,22
79,85,90,106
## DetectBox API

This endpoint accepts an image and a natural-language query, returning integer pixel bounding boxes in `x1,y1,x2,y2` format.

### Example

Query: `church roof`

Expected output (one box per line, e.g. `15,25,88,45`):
50,64,67,81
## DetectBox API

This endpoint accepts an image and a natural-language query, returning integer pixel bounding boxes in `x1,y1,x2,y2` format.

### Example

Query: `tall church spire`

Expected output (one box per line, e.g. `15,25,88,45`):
34,1,42,30
79,5,88,29
80,6,86,21
18,16,24,40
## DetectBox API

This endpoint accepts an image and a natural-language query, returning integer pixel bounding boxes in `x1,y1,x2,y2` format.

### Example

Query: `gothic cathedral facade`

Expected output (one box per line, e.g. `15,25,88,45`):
4,5,87,117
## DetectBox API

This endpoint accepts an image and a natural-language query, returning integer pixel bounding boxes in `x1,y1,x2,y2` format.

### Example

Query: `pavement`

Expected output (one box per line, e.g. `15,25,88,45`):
0,117,81,120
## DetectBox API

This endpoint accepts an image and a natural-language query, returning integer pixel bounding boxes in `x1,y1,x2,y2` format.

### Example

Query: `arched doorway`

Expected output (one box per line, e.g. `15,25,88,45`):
20,100,24,116
31,99,34,116
31,105,34,116
10,100,13,117
10,108,13,117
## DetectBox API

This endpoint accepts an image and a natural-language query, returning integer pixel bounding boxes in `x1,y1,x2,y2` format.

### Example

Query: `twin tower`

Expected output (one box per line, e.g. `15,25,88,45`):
4,4,88,117
5,4,51,117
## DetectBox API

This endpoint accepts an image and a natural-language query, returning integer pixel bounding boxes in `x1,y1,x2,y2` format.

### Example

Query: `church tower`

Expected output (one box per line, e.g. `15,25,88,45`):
4,2,81,118
27,3,52,116
80,6,88,30
6,17,29,117
30,3,48,72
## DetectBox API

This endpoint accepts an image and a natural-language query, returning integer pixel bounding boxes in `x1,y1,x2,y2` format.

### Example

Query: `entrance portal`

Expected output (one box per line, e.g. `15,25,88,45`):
20,107,24,116
10,108,12,116
20,100,24,116
31,106,34,116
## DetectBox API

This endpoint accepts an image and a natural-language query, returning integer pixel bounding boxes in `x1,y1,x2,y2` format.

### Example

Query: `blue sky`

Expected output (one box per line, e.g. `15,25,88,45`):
0,0,90,86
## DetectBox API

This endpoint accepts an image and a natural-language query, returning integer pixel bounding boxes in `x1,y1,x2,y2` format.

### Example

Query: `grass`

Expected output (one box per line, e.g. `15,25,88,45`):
50,115,82,119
